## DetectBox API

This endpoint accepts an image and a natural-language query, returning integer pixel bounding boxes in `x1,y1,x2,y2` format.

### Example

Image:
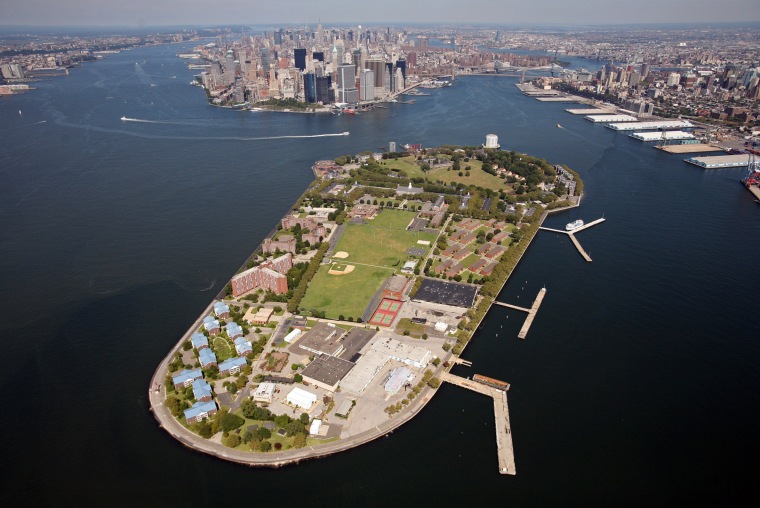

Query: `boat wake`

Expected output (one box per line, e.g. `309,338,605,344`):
118,117,349,139
120,116,167,124
0,120,47,132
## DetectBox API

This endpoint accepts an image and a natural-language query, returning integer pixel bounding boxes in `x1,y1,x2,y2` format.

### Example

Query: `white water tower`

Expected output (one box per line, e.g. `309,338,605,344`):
484,133,500,149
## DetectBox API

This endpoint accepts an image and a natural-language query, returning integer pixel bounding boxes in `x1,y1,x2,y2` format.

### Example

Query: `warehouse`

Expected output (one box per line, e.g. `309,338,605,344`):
286,387,318,410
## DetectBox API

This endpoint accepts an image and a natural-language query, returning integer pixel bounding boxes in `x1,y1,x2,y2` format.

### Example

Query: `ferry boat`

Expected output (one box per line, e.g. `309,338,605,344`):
565,219,584,231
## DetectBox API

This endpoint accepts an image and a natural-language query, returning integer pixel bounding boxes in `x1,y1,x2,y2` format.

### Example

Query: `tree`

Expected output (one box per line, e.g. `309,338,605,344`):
257,427,272,440
299,413,310,425
220,412,245,433
294,373,303,383
165,396,180,417
259,440,272,452
291,363,299,371
275,414,291,428
224,433,241,448
293,433,307,448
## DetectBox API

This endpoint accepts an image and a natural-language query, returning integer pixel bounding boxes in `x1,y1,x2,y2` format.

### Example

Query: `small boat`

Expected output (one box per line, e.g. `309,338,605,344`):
566,219,584,231
120,116,128,121
557,124,562,128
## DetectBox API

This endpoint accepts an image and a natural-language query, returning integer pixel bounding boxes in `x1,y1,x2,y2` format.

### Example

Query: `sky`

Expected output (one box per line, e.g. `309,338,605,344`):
1,0,759,27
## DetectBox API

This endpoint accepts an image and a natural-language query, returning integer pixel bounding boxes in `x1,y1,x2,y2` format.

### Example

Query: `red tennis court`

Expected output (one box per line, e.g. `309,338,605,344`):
369,298,403,327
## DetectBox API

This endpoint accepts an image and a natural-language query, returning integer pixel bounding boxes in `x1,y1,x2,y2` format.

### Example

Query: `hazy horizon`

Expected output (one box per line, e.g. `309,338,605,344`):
1,0,758,27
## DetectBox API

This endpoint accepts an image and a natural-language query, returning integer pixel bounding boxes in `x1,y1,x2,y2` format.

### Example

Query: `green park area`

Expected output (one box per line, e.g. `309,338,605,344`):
334,209,437,267
300,264,390,320
384,156,506,191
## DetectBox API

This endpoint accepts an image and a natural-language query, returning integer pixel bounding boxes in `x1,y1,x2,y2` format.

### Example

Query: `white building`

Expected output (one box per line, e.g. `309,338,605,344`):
253,382,276,402
483,134,500,149
286,387,318,409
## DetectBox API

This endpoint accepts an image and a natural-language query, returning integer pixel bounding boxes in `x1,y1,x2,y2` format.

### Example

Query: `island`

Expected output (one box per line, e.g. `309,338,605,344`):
148,134,583,473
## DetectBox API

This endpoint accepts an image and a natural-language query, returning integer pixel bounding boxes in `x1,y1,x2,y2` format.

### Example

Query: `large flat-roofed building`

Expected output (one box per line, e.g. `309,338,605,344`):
412,278,479,308
290,322,347,357
301,355,356,391
339,349,390,394
370,337,432,369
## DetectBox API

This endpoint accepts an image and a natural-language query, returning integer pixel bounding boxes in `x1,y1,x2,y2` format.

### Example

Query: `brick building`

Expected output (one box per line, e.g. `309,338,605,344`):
231,253,293,297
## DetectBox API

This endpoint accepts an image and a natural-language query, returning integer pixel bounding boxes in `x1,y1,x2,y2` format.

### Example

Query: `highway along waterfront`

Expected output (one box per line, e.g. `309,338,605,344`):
1,41,758,505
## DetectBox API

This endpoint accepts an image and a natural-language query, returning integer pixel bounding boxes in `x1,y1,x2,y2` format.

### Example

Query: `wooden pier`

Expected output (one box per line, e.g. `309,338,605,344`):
493,287,547,339
442,372,516,475
539,217,605,262
452,357,473,367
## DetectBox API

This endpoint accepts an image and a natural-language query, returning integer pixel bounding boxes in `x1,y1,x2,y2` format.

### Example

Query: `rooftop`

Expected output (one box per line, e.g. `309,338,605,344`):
301,355,356,389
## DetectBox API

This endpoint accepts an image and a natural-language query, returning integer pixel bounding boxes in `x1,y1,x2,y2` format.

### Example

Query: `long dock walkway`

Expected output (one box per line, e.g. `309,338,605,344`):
568,233,592,262
518,287,546,339
442,372,516,475
538,217,604,262
493,287,547,339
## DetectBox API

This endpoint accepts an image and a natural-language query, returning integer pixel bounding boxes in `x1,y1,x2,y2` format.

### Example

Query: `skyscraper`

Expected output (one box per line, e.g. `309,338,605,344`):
337,63,358,103
360,69,374,101
294,48,306,71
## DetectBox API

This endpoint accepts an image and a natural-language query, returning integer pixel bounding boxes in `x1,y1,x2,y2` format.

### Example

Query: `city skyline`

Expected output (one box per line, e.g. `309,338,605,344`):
1,0,759,27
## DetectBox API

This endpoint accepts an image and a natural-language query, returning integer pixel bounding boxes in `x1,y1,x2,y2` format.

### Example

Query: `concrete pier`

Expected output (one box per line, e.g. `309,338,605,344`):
568,233,592,262
518,287,547,339
442,372,516,475
538,217,604,262
493,288,547,339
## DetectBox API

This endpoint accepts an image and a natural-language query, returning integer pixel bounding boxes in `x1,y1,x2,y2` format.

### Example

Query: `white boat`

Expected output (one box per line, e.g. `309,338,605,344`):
566,219,584,231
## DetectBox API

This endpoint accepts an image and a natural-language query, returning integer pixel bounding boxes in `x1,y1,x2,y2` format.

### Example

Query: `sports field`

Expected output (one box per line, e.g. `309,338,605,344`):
300,264,390,320
369,298,402,327
332,209,437,268
301,210,437,320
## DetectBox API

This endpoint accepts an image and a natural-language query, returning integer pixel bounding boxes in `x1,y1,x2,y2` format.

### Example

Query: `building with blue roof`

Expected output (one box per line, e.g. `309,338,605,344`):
226,322,243,339
192,378,213,402
234,337,253,356
184,400,218,424
199,348,217,369
190,332,209,350
203,316,220,335
213,301,230,318
219,356,247,376
172,369,202,389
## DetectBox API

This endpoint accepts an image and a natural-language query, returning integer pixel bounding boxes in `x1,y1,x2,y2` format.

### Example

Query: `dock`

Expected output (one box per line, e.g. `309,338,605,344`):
684,154,751,169
451,357,473,367
539,217,604,262
565,108,610,115
493,287,547,339
441,372,516,475
567,233,592,262
655,143,721,154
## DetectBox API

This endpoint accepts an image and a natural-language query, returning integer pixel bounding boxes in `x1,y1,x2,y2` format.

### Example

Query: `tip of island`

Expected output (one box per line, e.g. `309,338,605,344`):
149,135,586,475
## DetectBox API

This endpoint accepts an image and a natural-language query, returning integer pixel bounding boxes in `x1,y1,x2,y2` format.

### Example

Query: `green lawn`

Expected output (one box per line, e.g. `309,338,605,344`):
300,264,390,320
335,209,437,267
384,156,506,191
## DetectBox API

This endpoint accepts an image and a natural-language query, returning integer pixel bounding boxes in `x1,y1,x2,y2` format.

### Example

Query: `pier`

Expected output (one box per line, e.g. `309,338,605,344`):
684,154,751,169
441,372,516,475
493,287,547,339
539,217,605,262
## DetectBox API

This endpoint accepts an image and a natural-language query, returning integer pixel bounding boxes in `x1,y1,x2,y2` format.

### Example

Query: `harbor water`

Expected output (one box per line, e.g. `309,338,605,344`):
1,42,759,505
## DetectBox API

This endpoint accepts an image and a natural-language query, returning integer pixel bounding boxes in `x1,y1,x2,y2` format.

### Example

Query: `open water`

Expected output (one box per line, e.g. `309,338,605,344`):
1,42,759,506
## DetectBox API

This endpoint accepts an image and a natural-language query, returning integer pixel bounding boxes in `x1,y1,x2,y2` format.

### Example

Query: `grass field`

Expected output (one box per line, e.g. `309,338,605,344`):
333,209,437,268
384,156,506,191
300,264,390,319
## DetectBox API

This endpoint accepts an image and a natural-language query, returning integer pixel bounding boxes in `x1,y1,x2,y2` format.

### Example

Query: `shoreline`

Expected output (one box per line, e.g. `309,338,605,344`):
148,158,583,468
